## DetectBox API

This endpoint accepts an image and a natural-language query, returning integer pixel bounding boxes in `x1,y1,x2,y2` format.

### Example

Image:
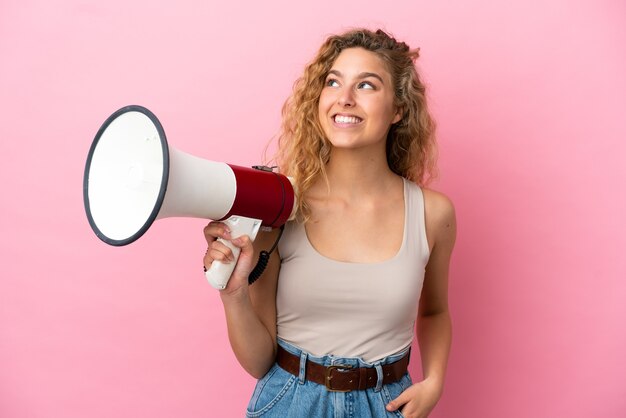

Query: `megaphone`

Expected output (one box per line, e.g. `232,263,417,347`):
83,105,296,289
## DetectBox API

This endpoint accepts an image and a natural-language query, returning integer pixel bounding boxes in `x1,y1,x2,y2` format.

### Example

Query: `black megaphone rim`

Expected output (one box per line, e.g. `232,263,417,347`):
83,105,170,246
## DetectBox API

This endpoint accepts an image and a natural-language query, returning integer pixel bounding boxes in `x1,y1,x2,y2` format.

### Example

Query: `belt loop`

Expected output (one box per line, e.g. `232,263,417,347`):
298,350,308,384
374,363,384,392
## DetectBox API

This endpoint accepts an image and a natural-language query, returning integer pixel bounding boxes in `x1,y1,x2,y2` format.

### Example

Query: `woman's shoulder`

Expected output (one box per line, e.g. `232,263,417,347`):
420,187,456,238
421,187,454,212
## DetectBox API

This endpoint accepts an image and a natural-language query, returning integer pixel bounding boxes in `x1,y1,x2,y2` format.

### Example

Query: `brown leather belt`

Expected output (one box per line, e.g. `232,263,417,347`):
276,345,410,392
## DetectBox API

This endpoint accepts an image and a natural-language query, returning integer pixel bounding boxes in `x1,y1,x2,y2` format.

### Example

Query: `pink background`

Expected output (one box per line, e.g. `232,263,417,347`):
1,1,625,417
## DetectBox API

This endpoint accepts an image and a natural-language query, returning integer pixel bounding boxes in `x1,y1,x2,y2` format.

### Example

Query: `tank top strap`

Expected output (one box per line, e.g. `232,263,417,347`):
277,217,308,262
403,178,430,265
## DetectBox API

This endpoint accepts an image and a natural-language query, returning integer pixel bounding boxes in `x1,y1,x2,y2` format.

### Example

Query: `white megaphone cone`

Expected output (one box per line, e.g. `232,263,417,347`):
83,105,296,289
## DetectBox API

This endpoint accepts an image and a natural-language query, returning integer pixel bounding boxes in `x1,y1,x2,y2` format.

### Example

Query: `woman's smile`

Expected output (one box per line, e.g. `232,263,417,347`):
332,113,363,126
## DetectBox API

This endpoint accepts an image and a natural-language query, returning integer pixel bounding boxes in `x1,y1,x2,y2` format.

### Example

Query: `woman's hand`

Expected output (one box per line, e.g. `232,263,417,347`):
386,377,443,418
202,221,256,297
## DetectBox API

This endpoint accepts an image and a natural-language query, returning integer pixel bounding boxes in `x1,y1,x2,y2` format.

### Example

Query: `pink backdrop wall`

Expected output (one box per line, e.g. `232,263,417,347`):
1,1,625,417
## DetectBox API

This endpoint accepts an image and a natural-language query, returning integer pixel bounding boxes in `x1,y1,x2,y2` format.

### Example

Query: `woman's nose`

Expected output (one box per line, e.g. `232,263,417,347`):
337,88,355,107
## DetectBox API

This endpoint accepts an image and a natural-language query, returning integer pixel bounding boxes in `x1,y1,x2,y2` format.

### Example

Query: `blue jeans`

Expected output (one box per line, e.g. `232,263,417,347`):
245,339,413,418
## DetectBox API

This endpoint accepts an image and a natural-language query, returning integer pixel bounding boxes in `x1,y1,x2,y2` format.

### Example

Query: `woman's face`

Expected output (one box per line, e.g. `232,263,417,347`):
318,47,401,153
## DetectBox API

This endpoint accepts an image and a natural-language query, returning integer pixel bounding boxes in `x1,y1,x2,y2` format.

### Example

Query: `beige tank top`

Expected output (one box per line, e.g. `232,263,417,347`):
276,178,430,362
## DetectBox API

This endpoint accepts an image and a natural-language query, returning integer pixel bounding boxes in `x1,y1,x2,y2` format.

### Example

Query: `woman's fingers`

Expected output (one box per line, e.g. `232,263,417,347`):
203,222,233,272
221,235,256,292
206,239,236,262
231,235,255,265
202,222,259,293
203,222,231,244
203,223,254,270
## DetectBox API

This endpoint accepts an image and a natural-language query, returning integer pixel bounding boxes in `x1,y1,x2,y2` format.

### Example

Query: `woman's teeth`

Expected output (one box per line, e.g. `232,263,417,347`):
334,115,362,124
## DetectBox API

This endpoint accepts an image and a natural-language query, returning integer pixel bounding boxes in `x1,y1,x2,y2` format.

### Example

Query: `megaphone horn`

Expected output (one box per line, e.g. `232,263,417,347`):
83,105,296,289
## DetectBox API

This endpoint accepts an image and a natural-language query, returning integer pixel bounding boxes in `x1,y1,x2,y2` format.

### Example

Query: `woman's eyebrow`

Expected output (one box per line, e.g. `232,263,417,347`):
327,69,385,85
358,72,385,85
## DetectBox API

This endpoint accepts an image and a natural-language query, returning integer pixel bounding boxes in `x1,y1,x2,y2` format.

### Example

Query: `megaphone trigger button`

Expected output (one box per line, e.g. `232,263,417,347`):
252,165,276,172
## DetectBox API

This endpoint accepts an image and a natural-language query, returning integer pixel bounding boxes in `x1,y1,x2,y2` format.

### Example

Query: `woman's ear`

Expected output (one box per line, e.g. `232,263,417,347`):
392,106,404,124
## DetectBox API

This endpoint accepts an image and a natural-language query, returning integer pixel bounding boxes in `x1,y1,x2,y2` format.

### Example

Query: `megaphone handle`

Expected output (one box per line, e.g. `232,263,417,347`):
205,216,262,290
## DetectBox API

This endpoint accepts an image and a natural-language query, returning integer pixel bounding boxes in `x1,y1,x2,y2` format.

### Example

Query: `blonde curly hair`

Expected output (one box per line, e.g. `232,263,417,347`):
273,28,438,221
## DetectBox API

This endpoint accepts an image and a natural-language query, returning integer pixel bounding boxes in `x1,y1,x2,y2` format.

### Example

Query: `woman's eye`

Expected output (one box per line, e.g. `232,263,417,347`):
358,81,375,90
326,79,339,87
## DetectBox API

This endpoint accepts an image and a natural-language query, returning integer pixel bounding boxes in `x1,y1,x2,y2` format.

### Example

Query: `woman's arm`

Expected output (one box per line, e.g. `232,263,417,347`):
204,224,281,379
386,189,456,418
417,188,455,391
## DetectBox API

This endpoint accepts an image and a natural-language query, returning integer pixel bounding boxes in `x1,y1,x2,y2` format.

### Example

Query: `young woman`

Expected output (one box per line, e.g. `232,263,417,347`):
203,28,456,418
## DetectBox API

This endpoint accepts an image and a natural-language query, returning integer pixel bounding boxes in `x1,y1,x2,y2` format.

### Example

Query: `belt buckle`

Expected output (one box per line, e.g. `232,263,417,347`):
325,364,354,392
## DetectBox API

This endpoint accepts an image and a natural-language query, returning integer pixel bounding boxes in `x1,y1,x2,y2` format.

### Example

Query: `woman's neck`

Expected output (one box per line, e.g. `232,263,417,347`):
320,147,400,198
